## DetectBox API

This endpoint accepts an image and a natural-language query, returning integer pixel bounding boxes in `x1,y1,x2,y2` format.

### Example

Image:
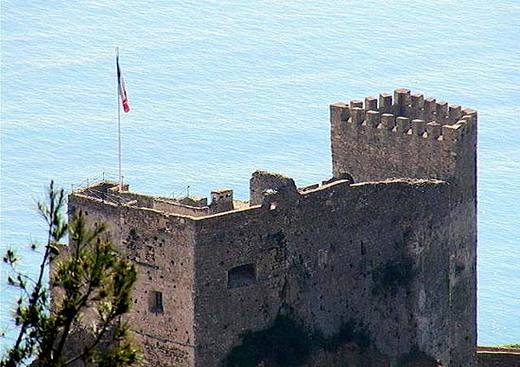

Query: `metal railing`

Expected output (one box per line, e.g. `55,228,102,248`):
71,172,120,192
70,172,133,206
71,172,196,205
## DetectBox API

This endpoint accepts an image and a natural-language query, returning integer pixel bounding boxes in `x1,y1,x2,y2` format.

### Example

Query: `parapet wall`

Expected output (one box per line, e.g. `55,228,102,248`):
330,88,477,189
153,198,211,217
71,182,240,218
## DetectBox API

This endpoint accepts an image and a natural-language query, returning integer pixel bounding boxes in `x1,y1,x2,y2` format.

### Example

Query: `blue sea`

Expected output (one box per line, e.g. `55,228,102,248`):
1,0,519,350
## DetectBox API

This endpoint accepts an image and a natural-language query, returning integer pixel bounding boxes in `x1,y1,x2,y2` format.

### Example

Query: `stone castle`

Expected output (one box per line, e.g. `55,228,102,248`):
68,88,477,366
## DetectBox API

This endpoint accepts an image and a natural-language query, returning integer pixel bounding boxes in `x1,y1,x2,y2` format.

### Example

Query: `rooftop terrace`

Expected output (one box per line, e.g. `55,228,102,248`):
70,171,360,219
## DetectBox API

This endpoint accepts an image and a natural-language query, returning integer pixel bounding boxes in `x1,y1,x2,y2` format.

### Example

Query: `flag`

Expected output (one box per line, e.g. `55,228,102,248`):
116,54,130,113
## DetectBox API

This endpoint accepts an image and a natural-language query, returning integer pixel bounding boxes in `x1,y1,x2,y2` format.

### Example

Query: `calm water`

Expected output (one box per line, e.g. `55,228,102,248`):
1,0,519,349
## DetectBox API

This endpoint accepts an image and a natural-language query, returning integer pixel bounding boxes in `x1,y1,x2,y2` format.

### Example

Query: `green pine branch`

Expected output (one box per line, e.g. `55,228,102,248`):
1,181,141,367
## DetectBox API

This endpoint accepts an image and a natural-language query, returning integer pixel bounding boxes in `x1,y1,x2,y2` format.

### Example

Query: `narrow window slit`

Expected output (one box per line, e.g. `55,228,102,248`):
150,290,164,313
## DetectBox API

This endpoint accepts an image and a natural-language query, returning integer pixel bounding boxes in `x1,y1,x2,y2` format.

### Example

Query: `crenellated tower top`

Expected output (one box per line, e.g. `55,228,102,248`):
330,88,477,197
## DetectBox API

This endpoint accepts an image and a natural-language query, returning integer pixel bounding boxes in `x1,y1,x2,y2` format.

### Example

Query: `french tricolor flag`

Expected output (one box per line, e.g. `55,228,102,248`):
116,54,130,113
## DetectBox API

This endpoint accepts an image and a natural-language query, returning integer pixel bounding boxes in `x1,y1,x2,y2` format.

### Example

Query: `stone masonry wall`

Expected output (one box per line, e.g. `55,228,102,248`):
330,89,478,367
192,178,456,366
69,189,197,367
65,88,477,367
330,89,477,188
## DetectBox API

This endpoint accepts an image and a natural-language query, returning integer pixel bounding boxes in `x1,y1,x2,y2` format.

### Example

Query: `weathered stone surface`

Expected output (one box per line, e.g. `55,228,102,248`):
66,88,477,367
331,89,477,367
68,192,197,367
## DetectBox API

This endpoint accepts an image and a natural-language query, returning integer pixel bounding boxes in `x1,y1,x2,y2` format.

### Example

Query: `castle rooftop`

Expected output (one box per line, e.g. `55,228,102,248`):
66,88,478,367
71,171,444,222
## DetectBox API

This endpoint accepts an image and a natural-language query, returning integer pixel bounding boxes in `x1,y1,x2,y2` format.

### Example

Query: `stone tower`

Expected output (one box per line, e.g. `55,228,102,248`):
67,88,477,367
330,88,477,366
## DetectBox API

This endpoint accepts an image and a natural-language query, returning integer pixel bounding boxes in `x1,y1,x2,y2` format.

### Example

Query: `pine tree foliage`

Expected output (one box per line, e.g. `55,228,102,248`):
1,181,140,367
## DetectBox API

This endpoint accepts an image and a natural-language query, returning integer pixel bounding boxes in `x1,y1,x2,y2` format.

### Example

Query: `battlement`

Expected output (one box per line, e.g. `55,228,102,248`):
332,89,476,144
330,88,477,187
332,103,474,143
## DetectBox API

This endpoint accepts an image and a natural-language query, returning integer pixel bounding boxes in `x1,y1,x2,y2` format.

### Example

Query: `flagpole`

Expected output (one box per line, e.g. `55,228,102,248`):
116,47,122,191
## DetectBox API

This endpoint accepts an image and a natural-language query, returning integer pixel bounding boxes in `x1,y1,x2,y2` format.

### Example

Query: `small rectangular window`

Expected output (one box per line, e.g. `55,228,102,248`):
150,291,164,313
227,264,256,289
